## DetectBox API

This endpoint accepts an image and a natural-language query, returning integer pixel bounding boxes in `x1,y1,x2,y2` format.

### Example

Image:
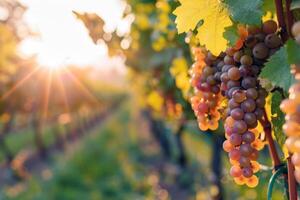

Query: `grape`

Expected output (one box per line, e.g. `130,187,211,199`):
211,85,220,94
214,72,221,81
230,166,242,177
246,88,258,99
247,120,258,129
251,161,260,173
253,43,269,59
254,108,264,119
198,103,209,113
244,112,257,125
203,66,214,76
240,143,253,156
223,140,234,152
241,77,257,89
246,175,259,188
240,55,253,66
227,80,240,89
239,65,251,77
224,55,235,65
247,26,261,35
242,131,255,143
256,96,266,108
292,153,300,166
216,62,225,72
231,108,245,120
207,52,217,60
296,35,300,45
229,149,241,160
283,121,300,137
280,99,297,114
233,120,247,134
226,47,236,56
242,167,253,178
228,87,240,98
228,67,241,81
207,75,216,85
286,114,300,123
255,33,266,42
229,99,240,109
241,99,256,112
222,64,233,72
295,170,300,183
232,90,246,103
289,83,300,93
251,65,260,76
262,20,277,34
233,51,243,63
221,73,229,82
258,88,268,97
239,156,251,167
245,35,257,48
230,133,242,146
264,34,281,48
292,21,300,37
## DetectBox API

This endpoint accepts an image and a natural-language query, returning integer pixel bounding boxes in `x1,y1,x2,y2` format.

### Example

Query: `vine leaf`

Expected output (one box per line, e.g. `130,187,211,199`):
270,91,286,151
224,0,263,25
223,24,239,46
262,0,276,14
259,46,295,92
286,39,300,64
291,0,300,10
173,0,232,55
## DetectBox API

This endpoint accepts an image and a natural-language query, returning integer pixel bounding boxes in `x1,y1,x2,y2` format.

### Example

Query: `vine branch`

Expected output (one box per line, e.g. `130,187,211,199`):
287,156,297,200
274,0,288,41
285,0,294,38
260,109,281,168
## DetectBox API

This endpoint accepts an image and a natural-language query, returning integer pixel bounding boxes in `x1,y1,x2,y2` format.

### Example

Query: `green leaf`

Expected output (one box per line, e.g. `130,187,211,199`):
262,0,276,13
223,24,239,46
286,39,300,64
259,46,295,91
224,0,263,25
291,0,300,10
271,91,286,149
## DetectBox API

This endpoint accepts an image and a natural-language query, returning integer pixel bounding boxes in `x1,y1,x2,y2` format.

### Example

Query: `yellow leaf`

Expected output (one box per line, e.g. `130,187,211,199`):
146,91,164,112
173,0,232,55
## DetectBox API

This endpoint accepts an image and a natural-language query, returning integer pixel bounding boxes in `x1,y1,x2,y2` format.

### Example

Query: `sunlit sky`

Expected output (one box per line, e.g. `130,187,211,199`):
18,0,127,69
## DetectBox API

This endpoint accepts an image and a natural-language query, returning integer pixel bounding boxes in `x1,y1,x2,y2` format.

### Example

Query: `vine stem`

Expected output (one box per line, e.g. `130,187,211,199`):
285,0,294,38
260,109,281,168
274,0,288,41
287,156,297,200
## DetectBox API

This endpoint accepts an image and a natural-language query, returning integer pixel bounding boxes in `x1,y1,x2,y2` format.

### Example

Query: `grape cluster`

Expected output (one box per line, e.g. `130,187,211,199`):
281,21,300,183
221,20,282,187
190,48,225,131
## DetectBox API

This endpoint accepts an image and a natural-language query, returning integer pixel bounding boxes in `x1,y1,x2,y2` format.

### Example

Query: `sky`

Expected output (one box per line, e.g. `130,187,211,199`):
18,0,127,69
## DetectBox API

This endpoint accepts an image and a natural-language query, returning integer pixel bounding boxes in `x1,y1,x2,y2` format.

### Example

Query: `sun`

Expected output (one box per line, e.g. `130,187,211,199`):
41,64,65,71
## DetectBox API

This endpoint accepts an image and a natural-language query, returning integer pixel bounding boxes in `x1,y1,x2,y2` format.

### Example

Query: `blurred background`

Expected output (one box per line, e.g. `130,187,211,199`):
0,0,287,199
